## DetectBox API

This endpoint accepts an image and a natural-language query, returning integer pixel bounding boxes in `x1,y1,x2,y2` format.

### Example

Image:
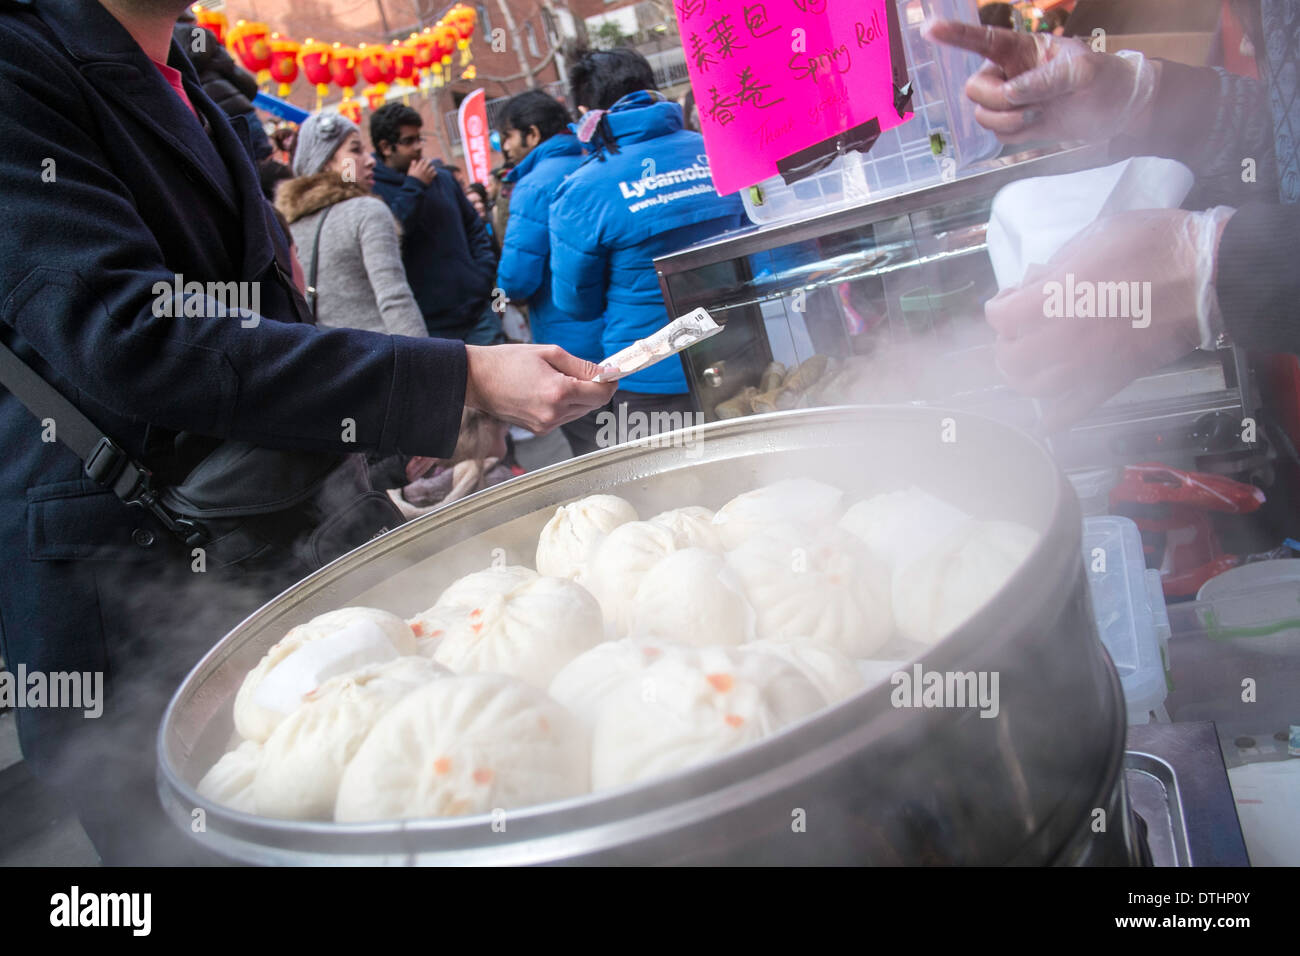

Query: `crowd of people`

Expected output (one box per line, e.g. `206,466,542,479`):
247,46,743,490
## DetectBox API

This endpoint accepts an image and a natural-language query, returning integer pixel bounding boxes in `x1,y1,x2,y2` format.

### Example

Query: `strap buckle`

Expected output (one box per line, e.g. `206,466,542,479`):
84,436,128,487
86,438,210,548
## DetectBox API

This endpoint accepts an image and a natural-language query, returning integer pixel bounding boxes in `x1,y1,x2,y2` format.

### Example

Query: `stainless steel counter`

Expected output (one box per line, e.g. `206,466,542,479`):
1125,721,1250,867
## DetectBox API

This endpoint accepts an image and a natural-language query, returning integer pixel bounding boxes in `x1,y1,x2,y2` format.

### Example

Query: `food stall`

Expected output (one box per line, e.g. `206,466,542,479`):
154,0,1293,869
654,144,1260,478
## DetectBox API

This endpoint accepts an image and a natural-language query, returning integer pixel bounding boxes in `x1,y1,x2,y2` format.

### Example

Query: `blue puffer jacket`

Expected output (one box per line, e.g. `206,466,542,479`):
496,133,601,363
549,92,745,393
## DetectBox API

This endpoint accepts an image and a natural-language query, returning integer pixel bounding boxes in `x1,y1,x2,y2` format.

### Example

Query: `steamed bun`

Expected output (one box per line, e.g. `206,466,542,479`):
583,520,681,636
743,639,865,704
626,547,754,647
711,479,844,550
892,520,1038,645
839,487,973,574
196,740,261,813
334,673,589,821
548,638,675,728
648,506,723,552
536,494,638,580
726,528,893,657
427,565,605,687
590,645,826,790
233,607,417,743
253,656,450,820
406,605,466,659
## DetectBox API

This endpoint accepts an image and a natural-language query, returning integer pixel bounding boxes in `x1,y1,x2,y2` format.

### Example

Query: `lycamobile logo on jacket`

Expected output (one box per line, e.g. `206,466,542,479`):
618,162,714,199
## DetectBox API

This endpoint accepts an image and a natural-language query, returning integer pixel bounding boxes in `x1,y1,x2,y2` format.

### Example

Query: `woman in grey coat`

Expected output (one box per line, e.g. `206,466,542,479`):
277,112,427,338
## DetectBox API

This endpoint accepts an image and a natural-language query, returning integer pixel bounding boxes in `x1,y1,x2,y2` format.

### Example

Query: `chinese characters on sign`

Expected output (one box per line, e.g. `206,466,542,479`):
677,0,906,194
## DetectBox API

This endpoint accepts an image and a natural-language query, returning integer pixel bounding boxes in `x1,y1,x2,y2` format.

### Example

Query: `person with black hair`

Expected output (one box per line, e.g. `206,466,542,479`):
464,181,501,257
549,47,745,438
496,88,604,455
368,103,502,342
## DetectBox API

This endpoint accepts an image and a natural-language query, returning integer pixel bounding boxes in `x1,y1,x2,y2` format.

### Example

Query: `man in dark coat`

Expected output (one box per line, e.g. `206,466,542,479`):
0,0,614,864
369,104,502,342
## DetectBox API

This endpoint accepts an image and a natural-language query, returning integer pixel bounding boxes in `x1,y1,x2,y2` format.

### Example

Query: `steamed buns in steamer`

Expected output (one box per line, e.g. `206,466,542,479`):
334,673,589,821
725,528,893,657
583,520,683,636
742,640,865,704
590,646,826,790
626,547,754,647
196,740,261,813
548,638,674,728
536,494,638,580
233,608,417,743
253,656,450,820
711,478,845,550
647,506,723,552
839,487,973,574
425,566,604,688
892,520,1038,645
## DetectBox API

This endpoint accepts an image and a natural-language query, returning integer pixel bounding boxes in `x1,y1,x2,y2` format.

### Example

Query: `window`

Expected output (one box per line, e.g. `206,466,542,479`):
476,4,492,35
524,22,540,58
541,8,559,46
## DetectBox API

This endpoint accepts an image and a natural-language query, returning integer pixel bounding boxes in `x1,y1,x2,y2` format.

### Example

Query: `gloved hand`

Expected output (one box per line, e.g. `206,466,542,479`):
923,19,1159,145
985,206,1234,430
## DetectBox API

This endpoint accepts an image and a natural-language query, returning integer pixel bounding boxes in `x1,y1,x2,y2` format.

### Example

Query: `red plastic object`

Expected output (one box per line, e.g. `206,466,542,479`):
1109,463,1265,513
1109,463,1265,598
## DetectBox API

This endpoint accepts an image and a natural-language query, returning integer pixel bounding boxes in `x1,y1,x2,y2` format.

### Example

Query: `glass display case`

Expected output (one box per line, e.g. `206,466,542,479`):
655,146,1261,475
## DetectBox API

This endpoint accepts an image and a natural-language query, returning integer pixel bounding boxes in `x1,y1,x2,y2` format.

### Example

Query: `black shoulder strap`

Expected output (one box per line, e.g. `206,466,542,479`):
305,204,333,318
0,339,208,545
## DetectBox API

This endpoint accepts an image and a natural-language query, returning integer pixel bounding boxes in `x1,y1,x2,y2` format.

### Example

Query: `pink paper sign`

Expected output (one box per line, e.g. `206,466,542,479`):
676,0,910,195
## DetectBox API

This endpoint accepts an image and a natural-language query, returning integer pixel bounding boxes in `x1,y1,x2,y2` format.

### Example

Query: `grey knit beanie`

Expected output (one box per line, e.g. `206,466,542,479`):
292,112,360,177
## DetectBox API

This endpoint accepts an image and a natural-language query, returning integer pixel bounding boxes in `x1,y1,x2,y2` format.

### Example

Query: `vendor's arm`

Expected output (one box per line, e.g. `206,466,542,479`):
924,20,1278,202
1109,62,1278,206
1215,203,1300,353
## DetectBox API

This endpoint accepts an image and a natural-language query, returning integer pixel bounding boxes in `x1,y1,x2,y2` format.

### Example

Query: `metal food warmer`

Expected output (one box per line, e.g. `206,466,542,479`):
655,146,1262,478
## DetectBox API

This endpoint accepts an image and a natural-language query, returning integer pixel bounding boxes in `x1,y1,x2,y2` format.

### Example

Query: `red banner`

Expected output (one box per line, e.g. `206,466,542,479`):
457,88,491,185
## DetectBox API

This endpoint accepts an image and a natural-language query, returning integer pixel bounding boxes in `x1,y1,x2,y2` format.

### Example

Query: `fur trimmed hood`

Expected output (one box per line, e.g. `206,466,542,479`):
276,171,372,224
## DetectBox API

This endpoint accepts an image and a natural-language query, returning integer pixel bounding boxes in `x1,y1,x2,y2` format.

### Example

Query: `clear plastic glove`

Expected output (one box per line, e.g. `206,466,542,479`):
984,206,1234,431
922,19,1158,145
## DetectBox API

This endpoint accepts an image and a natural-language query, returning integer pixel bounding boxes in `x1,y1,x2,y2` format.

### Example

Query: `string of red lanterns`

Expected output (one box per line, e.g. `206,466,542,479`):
192,4,478,116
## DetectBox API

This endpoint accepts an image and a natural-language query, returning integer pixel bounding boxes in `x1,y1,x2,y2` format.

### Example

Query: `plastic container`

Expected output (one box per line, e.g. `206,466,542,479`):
1082,516,1170,724
742,0,1002,225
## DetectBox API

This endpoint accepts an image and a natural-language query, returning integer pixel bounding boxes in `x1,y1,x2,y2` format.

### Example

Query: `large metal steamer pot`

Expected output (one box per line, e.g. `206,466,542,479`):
158,406,1138,865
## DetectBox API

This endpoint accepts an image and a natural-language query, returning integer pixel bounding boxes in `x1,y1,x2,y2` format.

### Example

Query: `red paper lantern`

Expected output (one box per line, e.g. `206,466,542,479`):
338,100,363,125
358,44,395,97
390,42,416,83
227,20,272,87
389,42,418,100
193,5,227,45
298,39,332,109
444,5,477,65
268,36,300,98
329,44,360,100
